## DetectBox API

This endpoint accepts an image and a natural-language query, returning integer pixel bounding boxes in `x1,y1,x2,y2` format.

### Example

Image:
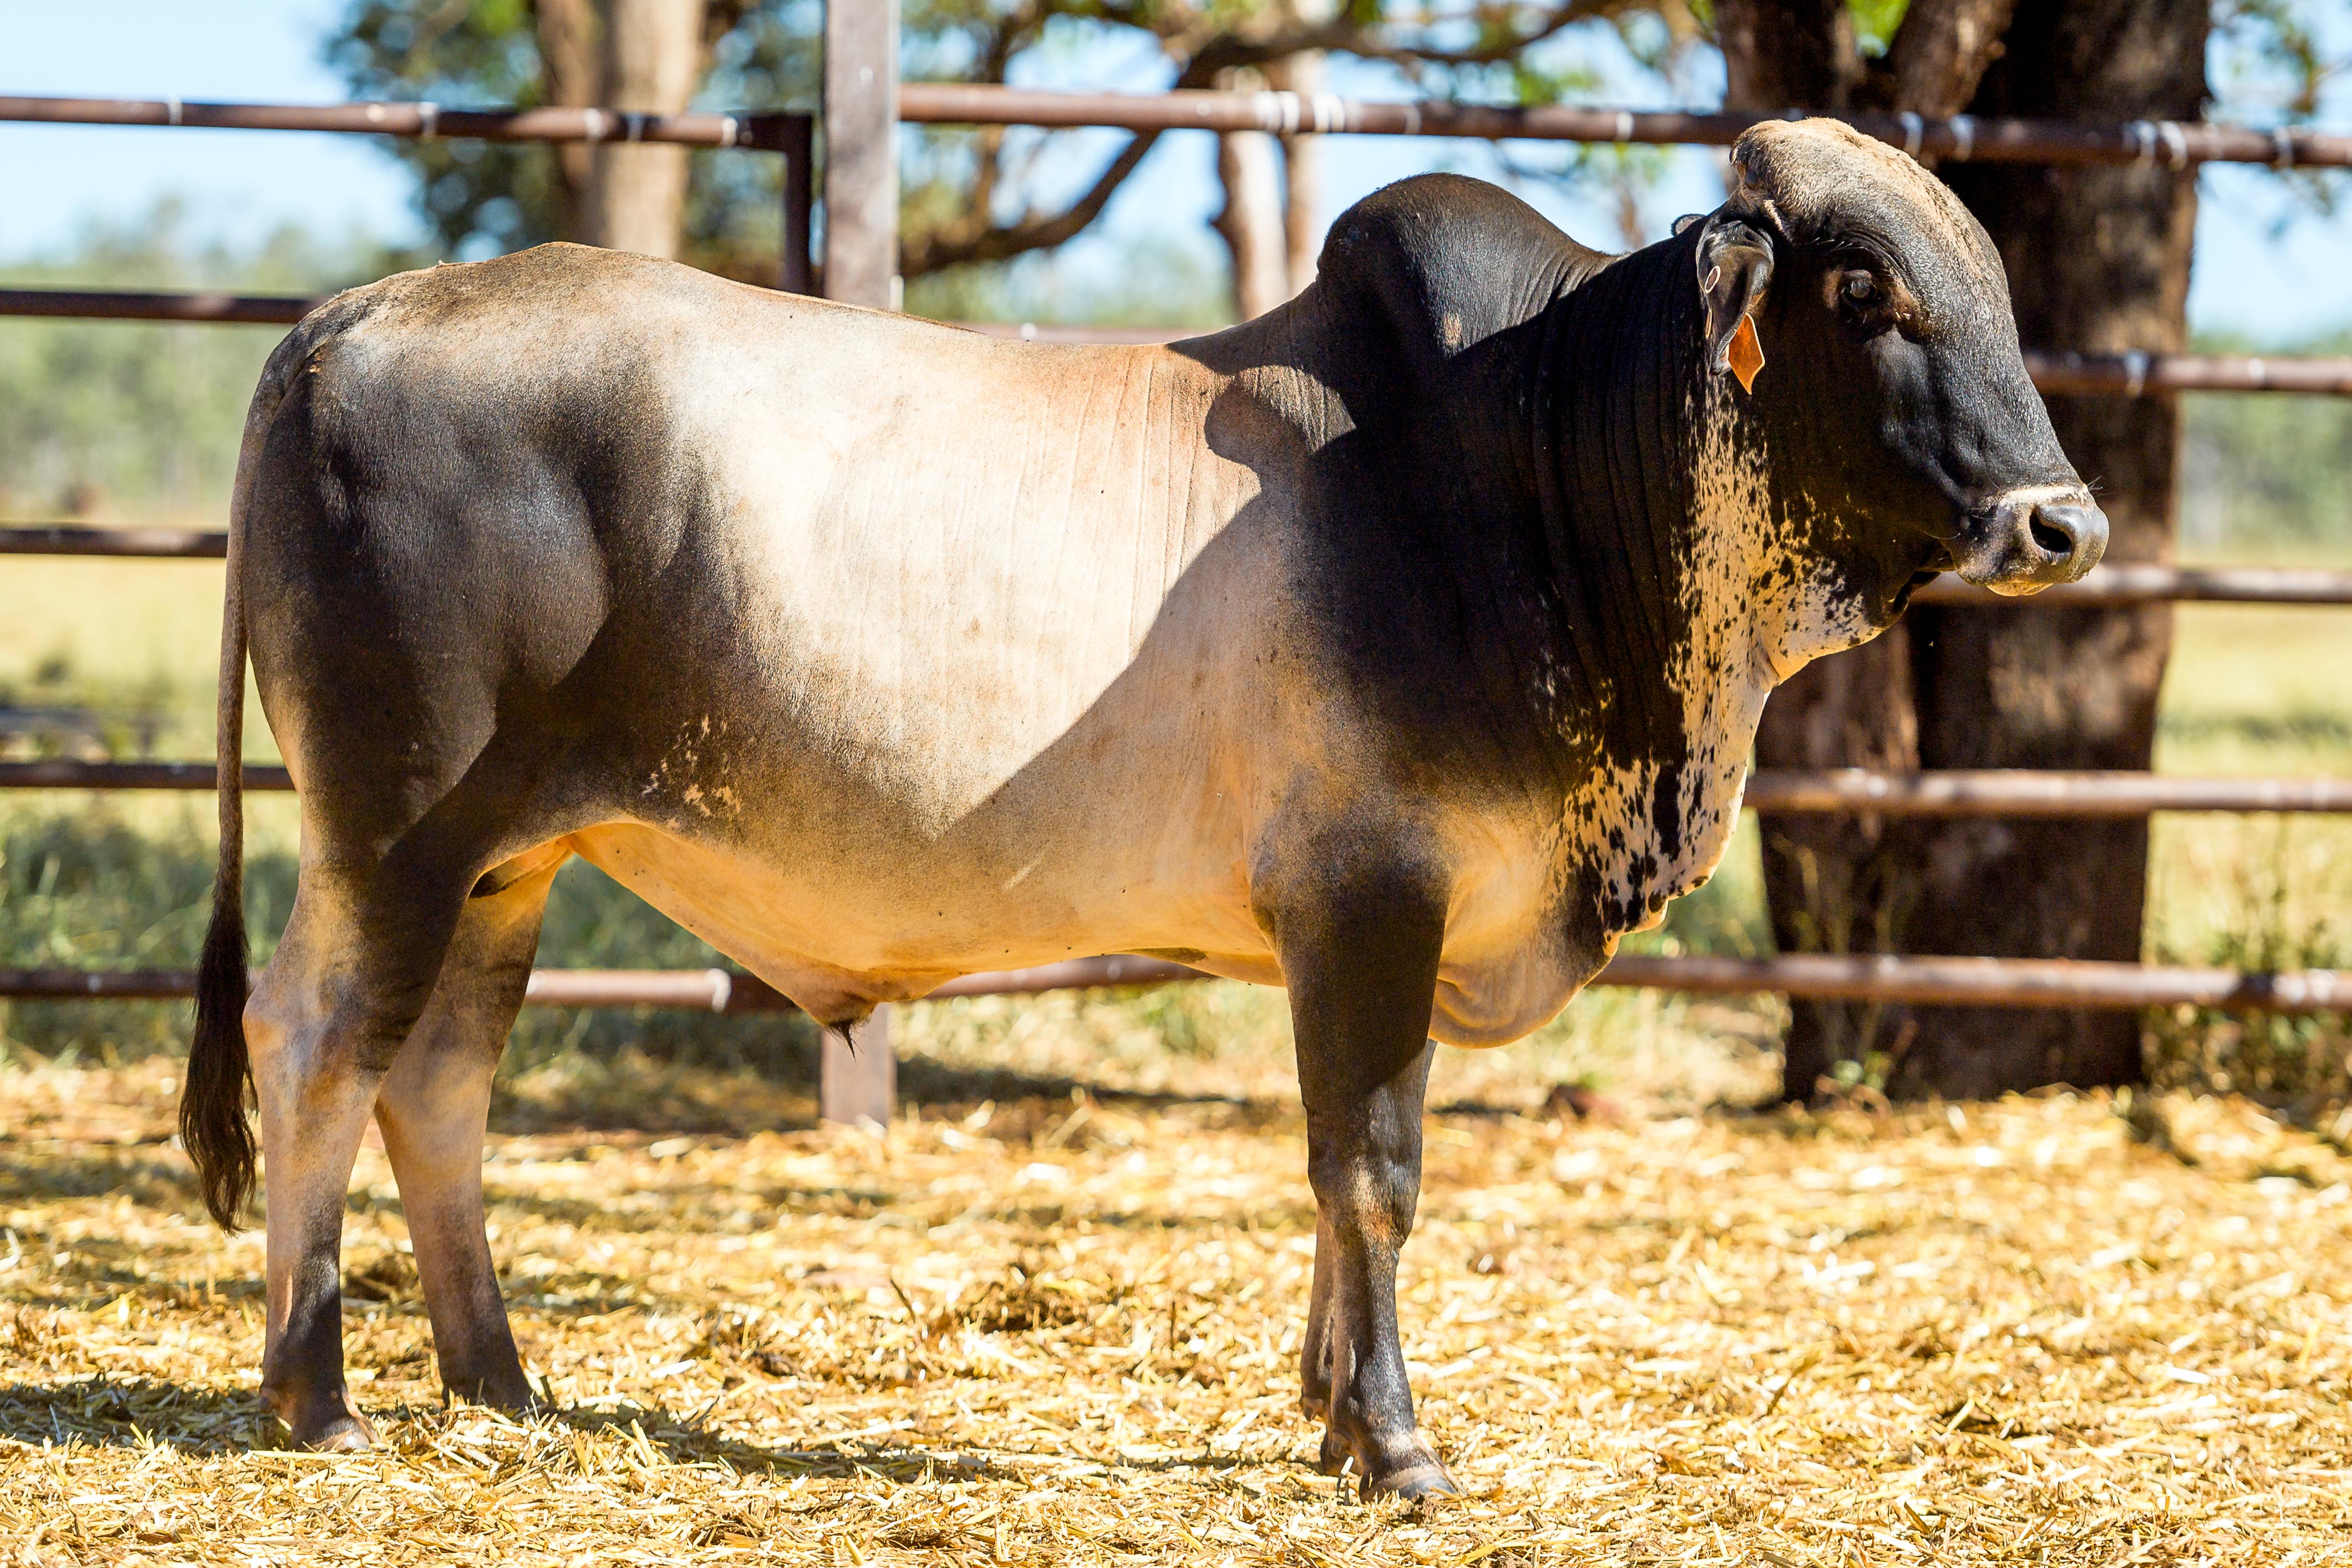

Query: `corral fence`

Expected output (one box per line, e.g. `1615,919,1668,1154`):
3,4,2346,1124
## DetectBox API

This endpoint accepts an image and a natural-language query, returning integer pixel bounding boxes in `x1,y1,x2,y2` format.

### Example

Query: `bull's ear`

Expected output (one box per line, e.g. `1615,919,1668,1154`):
1696,214,1775,393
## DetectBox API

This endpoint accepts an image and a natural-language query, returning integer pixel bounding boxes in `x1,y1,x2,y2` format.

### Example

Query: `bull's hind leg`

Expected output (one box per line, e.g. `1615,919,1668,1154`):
248,854,475,1450
373,849,564,1411
1272,862,1459,1500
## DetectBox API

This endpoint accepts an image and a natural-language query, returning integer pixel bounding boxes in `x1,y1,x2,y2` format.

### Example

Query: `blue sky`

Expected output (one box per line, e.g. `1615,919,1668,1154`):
5,0,2350,340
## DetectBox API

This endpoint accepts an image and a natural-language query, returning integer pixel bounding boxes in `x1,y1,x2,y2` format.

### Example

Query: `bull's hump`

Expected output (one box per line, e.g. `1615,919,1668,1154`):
1316,174,1604,358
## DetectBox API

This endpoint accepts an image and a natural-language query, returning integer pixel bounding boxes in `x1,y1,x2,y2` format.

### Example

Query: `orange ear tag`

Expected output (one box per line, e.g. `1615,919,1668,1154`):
1728,314,1765,393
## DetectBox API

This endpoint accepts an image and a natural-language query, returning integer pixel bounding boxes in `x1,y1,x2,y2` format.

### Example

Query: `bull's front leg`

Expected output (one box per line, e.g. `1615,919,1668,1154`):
1269,857,1458,1499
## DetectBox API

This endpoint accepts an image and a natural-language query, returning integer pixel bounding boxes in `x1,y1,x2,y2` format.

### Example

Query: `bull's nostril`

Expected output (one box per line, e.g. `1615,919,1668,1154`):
2024,501,2107,581
1964,497,2106,588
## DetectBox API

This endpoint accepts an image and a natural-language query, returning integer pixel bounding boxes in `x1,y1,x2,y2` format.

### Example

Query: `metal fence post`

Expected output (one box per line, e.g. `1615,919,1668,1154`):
818,1006,895,1128
822,0,898,308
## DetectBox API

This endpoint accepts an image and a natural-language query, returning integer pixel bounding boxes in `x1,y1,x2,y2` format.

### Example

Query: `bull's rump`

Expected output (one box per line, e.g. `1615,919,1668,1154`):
243,246,1319,1002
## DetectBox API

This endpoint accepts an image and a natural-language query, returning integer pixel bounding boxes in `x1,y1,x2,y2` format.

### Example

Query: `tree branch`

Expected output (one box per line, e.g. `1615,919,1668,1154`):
1715,0,1861,110
1858,0,2023,115
901,123,1166,276
1177,3,1631,78
898,2,1693,282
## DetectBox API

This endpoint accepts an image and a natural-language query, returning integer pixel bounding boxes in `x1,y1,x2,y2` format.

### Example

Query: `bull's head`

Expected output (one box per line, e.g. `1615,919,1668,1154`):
1689,119,2106,616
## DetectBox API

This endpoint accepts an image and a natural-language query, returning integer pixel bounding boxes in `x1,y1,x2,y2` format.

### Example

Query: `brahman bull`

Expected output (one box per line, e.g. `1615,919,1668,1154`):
181,119,2103,1491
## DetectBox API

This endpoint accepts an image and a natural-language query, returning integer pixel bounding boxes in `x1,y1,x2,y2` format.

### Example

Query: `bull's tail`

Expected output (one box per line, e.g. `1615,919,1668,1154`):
184,560,252,1229
182,343,299,1229
182,488,254,1228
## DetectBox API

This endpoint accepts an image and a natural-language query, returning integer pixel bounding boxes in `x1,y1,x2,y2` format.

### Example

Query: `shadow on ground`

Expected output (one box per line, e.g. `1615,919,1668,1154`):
486,1052,1288,1140
0,1376,276,1453
0,1376,1163,1488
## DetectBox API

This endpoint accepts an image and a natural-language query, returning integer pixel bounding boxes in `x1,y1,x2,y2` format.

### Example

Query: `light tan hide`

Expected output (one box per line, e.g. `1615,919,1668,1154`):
557,307,1315,1017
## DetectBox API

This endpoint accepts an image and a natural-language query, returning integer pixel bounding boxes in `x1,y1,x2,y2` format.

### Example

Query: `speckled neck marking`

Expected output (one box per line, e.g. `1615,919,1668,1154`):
1546,293,1879,953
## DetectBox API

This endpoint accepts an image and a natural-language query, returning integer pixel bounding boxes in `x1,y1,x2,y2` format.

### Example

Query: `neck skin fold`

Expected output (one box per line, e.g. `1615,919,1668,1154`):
1524,229,1786,940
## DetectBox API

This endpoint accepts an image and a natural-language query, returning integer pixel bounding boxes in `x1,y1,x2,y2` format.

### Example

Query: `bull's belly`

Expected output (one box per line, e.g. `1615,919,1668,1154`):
559,819,1284,1022
558,799,1600,1049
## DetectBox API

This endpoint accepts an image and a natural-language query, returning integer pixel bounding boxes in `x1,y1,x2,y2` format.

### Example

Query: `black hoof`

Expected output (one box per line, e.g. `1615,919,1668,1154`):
1315,1427,1459,1499
1363,1456,1459,1500
293,1409,378,1453
267,1377,380,1452
445,1374,542,1414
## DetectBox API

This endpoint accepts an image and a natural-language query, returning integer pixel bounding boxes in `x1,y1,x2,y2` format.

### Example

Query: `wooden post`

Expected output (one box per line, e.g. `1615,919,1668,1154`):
822,0,898,308
780,112,814,294
819,1005,895,1128
816,3,897,1123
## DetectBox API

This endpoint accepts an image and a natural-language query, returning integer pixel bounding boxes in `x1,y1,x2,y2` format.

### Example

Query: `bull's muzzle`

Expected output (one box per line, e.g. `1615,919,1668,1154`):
1953,487,2109,596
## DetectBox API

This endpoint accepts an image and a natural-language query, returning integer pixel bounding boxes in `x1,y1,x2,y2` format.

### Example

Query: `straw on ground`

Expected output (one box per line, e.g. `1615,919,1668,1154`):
4,1048,2350,1565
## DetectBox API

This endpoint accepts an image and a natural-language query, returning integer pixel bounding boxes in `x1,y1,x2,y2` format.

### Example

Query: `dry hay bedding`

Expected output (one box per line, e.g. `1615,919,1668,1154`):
3,1048,2351,1567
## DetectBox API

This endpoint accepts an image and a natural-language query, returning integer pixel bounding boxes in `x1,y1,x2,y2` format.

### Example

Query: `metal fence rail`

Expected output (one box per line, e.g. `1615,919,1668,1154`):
8,523,2348,608
0,289,317,325
0,105,813,293
898,84,2352,169
2025,352,2352,398
1737,770,2352,816
9,90,2347,170
2,951,2340,1015
1907,564,2352,607
0,761,291,791
10,291,2352,401
0,95,805,150
5,758,2347,817
1592,954,2349,1012
0,524,228,558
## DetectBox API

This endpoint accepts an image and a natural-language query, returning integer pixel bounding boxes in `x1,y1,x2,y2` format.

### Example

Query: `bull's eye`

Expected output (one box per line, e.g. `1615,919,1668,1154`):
1844,273,1878,305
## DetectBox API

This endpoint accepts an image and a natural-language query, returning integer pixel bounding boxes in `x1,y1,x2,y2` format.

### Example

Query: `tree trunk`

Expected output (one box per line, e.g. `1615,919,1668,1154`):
534,0,603,236
1756,637,1924,1094
1216,128,1290,320
1214,64,1291,323
1892,0,2203,1098
583,0,706,259
1735,0,2196,1098
1267,50,1324,295
1727,1,1918,1092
